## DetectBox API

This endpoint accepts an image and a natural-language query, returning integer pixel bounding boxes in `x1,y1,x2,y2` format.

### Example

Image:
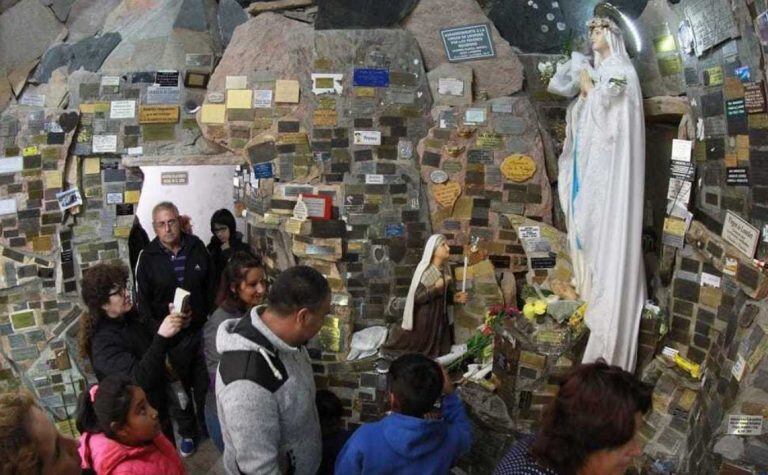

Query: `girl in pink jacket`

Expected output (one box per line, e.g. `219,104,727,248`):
76,375,186,475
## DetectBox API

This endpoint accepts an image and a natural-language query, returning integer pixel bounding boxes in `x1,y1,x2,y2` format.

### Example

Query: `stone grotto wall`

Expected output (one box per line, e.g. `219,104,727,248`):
3,0,768,473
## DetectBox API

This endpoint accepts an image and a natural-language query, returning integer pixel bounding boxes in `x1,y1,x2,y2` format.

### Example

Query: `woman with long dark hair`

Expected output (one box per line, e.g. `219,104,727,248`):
494,360,652,475
202,252,267,452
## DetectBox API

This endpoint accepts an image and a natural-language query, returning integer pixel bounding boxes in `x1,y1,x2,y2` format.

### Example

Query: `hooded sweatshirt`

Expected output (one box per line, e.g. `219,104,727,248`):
78,432,185,475
334,392,472,475
216,305,321,475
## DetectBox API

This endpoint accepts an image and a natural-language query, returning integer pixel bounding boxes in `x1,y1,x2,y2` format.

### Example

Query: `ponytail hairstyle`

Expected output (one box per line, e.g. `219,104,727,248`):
76,375,134,439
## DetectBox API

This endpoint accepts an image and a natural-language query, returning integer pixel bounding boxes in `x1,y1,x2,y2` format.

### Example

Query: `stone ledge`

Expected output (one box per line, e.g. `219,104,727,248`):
121,153,245,167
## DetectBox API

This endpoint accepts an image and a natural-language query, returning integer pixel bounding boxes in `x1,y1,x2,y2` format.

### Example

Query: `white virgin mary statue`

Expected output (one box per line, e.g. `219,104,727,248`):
547,16,646,372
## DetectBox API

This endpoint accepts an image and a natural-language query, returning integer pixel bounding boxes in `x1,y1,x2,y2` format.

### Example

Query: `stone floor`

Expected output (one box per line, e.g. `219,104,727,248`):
182,439,226,475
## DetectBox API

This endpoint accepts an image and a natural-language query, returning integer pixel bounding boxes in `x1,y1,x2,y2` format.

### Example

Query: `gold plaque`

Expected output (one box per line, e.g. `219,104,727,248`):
139,106,180,124
313,109,337,127
501,154,536,182
432,181,461,209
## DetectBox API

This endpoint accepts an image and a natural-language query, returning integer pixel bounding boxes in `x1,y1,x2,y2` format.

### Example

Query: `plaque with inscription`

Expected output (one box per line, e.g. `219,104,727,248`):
685,0,739,57
726,167,749,186
440,24,496,62
155,71,180,87
353,68,389,87
139,106,179,124
745,82,767,114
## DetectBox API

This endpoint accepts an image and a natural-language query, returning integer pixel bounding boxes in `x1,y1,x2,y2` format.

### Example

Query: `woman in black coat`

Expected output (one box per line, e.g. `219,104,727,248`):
207,208,253,289
79,262,184,438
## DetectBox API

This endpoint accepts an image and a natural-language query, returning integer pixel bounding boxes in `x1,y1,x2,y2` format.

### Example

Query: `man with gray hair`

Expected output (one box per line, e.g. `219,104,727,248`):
135,201,215,456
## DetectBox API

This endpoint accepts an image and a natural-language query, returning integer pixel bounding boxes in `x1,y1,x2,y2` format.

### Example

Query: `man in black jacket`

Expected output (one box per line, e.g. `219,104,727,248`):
135,201,214,456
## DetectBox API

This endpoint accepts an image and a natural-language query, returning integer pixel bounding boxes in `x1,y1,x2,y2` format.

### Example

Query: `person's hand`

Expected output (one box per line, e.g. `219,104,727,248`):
169,302,192,328
434,278,445,290
440,366,454,395
580,69,594,97
157,312,184,339
454,291,469,304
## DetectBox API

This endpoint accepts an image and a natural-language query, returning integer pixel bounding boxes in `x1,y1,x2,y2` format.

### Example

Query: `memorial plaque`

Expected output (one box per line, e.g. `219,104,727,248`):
703,66,724,86
726,99,747,134
139,106,179,124
160,172,188,185
494,116,527,135
726,167,749,186
438,77,464,96
467,149,493,164
353,131,381,146
352,68,389,87
701,91,724,117
145,86,181,105
658,57,683,77
155,71,180,87
476,132,503,149
274,80,300,103
745,82,766,114
313,110,338,127
685,0,738,56
727,415,763,435
440,24,496,62
186,53,213,67
722,210,759,257
184,72,210,89
109,100,136,119
142,124,175,141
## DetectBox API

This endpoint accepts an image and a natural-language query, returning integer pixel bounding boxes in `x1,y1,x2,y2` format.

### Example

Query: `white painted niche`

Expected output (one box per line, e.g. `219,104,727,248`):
136,165,243,244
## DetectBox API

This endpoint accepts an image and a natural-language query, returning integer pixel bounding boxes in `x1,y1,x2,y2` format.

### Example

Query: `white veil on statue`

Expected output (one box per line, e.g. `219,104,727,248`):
401,234,445,331
547,17,646,372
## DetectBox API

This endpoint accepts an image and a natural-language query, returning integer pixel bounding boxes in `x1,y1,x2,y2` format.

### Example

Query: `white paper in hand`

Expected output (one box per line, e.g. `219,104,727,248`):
173,288,190,314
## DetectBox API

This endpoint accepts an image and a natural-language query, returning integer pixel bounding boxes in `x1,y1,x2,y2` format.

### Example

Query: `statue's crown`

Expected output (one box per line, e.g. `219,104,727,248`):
587,16,621,36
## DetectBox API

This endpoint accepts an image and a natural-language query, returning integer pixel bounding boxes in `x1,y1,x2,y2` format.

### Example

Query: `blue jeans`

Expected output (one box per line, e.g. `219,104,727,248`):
204,394,224,453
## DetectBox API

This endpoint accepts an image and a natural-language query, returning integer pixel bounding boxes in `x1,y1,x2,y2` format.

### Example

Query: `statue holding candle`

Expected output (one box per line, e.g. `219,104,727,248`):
383,234,469,357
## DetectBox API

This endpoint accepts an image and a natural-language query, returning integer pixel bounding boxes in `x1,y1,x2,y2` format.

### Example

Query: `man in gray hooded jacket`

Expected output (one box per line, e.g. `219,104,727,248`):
216,265,331,474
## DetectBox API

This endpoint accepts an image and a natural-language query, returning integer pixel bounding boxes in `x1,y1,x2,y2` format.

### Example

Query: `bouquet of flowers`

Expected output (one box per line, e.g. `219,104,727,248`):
447,305,520,371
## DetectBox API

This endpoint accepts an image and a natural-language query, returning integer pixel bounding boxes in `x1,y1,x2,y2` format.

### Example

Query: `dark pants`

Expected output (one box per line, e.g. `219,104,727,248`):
167,329,208,439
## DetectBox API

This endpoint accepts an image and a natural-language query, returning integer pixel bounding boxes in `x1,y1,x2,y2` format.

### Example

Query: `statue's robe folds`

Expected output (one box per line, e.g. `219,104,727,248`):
549,49,647,372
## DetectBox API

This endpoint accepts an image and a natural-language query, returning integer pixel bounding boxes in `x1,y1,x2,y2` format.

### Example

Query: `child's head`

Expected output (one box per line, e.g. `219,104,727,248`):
0,390,81,475
387,353,443,418
76,375,161,446
316,389,344,436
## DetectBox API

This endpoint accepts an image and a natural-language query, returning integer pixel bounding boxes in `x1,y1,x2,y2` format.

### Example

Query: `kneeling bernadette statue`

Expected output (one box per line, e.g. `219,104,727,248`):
384,234,469,358
547,7,647,372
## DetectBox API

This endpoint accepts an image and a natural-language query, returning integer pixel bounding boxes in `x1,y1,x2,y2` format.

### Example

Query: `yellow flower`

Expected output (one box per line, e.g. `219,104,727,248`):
523,299,547,320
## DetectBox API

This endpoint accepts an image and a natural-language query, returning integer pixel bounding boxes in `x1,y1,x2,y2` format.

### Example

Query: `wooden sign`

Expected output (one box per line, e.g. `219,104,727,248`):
139,105,180,124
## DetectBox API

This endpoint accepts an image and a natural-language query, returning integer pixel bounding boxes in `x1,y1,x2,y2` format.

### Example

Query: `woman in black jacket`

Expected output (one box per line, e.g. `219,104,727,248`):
207,208,253,290
79,262,184,439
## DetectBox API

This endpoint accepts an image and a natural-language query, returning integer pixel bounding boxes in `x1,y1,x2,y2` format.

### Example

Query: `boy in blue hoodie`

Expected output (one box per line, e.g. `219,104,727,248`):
334,353,472,474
